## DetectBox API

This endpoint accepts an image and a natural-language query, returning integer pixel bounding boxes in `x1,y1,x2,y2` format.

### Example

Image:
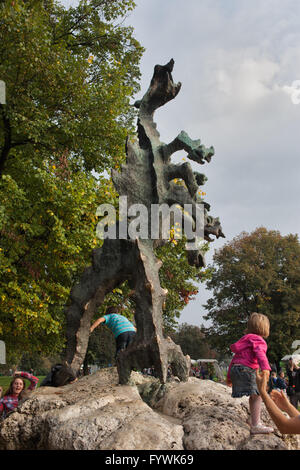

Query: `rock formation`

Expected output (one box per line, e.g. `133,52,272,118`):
0,368,299,451
64,59,224,386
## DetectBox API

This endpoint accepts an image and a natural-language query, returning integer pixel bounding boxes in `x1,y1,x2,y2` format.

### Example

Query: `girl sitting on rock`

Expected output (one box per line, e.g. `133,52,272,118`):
226,312,274,435
0,371,39,419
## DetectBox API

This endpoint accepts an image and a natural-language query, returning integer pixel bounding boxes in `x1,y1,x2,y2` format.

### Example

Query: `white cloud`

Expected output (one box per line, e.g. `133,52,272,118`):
281,80,300,105
216,56,280,105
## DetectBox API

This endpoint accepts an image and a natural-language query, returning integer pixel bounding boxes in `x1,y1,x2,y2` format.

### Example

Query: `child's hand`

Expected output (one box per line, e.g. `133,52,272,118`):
256,369,269,395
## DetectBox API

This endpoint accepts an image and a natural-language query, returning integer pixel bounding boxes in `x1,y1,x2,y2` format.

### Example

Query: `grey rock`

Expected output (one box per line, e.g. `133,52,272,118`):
0,368,183,450
0,369,299,451
155,378,300,451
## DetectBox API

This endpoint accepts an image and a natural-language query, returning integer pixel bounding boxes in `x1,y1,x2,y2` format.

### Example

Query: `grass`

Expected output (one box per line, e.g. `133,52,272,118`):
0,376,45,393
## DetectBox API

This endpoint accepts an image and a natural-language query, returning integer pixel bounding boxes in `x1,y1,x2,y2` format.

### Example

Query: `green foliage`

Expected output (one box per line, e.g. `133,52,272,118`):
86,324,116,367
169,322,216,360
203,227,300,364
0,0,143,356
0,0,143,174
156,238,212,332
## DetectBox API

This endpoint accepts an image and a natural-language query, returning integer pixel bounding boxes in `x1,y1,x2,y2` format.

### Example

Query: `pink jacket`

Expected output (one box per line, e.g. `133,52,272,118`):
227,333,271,379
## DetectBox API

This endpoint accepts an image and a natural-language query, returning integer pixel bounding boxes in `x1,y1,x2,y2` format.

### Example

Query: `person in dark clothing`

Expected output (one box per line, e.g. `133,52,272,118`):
276,371,287,392
286,359,300,409
268,371,277,393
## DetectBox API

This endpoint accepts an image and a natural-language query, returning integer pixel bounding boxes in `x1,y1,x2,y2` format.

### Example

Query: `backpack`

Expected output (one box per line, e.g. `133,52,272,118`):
40,363,77,387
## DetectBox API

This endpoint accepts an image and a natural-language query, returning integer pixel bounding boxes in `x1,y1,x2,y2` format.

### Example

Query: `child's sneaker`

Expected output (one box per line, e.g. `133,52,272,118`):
250,423,274,434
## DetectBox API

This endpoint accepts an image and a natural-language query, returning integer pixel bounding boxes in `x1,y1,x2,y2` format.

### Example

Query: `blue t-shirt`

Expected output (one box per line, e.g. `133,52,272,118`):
103,313,136,338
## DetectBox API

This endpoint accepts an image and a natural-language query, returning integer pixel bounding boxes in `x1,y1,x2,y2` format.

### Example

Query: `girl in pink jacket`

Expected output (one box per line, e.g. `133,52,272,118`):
227,312,273,434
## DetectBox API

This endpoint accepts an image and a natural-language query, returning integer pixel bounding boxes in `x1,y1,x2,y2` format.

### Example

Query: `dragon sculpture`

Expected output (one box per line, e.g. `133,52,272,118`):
64,59,225,385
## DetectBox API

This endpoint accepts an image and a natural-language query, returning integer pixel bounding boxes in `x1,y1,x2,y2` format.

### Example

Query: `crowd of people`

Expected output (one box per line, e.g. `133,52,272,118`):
266,358,300,401
142,365,172,379
268,370,287,392
189,364,215,380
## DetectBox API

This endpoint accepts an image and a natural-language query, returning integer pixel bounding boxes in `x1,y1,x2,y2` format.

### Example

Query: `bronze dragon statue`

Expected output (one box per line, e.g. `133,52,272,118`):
64,59,225,385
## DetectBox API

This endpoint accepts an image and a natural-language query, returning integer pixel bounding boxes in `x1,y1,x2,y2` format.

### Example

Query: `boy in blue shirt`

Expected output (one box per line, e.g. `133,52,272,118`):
90,306,136,357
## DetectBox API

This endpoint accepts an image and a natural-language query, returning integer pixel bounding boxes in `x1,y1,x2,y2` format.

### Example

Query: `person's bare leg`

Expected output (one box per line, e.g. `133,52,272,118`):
249,394,262,426
249,394,274,434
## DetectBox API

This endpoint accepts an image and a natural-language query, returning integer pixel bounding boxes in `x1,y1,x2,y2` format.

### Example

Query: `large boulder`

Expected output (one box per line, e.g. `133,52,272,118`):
0,368,183,450
0,368,299,451
154,378,300,451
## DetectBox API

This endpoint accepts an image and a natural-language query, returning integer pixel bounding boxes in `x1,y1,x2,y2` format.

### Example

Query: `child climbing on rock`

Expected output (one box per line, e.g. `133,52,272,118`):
226,312,274,435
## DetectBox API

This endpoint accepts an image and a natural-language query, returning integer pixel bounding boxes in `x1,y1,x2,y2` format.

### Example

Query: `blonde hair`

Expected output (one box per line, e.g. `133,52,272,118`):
245,312,270,338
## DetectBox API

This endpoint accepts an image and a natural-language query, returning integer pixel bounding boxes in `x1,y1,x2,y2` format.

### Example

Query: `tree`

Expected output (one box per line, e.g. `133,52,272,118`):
203,227,300,370
169,323,215,360
0,0,143,357
0,0,143,175
156,237,212,333
84,325,116,372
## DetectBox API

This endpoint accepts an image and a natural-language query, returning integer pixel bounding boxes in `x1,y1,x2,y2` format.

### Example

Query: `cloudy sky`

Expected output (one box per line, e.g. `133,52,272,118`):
66,0,300,326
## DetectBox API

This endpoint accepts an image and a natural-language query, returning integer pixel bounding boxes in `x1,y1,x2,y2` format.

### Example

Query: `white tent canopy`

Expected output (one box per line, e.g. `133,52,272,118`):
281,354,300,363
